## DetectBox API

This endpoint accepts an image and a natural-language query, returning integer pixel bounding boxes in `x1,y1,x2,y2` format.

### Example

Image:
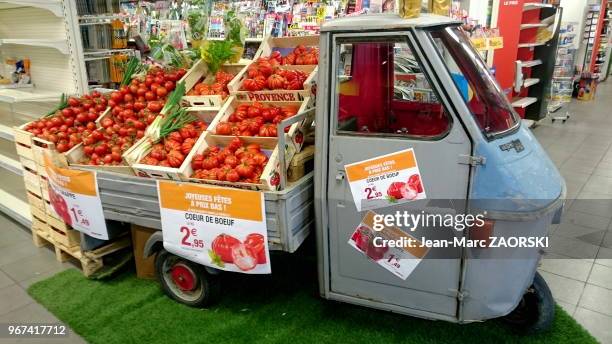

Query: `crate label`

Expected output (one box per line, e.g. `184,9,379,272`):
158,181,271,274
344,148,426,211
236,92,304,102
43,153,109,240
349,211,428,280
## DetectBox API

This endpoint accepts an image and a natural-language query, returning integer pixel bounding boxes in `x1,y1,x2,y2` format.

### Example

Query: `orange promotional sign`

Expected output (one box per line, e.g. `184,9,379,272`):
43,152,108,240
344,148,426,211
158,180,270,274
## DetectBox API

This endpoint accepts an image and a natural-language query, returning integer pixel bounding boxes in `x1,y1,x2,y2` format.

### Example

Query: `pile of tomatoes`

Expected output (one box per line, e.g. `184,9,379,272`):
186,71,235,98
214,102,298,137
241,58,308,92
139,121,208,168
191,137,269,183
107,67,186,129
267,45,319,66
80,127,134,166
23,92,108,153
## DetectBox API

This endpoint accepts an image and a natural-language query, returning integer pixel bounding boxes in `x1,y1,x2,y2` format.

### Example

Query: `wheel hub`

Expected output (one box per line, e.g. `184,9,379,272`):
170,263,197,291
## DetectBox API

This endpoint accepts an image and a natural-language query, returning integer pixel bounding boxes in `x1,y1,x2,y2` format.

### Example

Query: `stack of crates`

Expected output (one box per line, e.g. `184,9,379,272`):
13,125,82,257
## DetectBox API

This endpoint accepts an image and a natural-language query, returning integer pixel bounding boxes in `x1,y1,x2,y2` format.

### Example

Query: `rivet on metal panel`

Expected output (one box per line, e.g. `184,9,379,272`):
335,154,343,162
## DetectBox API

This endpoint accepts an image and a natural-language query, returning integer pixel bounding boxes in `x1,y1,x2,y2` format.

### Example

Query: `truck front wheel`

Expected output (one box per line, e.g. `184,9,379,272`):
503,272,555,334
155,249,220,307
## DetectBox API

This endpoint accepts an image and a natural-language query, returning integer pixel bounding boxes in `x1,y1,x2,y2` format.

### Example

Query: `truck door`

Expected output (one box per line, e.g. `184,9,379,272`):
325,32,472,317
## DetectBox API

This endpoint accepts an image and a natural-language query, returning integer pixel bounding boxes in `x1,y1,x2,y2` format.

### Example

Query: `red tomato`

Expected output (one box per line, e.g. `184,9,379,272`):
236,161,254,179
215,122,232,135
407,174,423,193
244,233,266,264
68,97,80,107
145,91,157,101
211,234,241,263
156,87,168,98
147,101,162,112
231,243,257,271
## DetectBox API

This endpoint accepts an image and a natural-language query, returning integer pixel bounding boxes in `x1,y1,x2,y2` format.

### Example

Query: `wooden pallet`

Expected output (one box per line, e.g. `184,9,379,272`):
55,236,132,277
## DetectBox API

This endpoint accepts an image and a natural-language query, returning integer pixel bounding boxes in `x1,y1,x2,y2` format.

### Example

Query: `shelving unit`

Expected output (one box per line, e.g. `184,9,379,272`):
0,0,87,225
549,22,577,119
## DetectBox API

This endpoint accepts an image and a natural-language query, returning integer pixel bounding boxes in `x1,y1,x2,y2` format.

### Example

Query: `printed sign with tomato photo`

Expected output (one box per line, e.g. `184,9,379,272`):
44,152,109,240
157,181,271,274
348,211,429,280
344,148,426,211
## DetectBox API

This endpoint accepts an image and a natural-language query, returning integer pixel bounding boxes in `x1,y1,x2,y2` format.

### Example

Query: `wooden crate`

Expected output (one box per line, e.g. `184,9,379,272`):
227,64,317,102
46,213,80,248
30,203,47,222
39,175,49,201
31,137,68,166
253,35,320,61
26,191,45,211
65,143,135,176
207,96,313,154
13,123,35,160
180,134,288,191
287,145,315,182
180,59,248,107
126,108,219,180
19,156,37,172
23,167,41,196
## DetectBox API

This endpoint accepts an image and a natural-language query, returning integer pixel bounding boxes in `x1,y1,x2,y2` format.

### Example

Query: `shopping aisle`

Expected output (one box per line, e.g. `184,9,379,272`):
534,81,612,343
0,214,85,343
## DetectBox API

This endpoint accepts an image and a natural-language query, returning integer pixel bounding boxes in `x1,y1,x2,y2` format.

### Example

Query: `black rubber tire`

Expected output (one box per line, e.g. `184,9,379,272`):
503,272,555,334
155,249,220,307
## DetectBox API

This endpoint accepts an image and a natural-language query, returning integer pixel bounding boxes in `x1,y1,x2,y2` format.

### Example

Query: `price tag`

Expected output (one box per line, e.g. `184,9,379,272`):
488,36,504,50
344,148,426,211
157,181,270,274
349,211,428,280
470,37,487,51
43,153,108,240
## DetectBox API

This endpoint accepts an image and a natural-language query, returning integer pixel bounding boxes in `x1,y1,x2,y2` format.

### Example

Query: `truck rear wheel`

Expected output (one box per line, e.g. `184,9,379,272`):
503,272,555,334
155,249,220,307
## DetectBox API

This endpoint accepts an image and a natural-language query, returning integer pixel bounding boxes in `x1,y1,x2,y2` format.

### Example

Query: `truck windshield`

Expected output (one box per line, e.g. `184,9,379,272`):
429,27,519,138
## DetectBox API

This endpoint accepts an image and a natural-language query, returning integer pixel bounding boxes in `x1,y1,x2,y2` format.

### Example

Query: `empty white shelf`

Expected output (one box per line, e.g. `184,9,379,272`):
524,2,555,11
523,78,540,87
0,88,61,104
518,41,547,48
511,97,538,108
521,59,543,68
0,152,21,176
0,123,14,141
0,39,69,54
0,0,63,17
521,23,548,29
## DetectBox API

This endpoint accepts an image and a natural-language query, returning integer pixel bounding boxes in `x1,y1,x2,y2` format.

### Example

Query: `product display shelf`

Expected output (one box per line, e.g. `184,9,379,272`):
0,0,63,17
0,1,87,228
511,2,562,120
549,22,577,118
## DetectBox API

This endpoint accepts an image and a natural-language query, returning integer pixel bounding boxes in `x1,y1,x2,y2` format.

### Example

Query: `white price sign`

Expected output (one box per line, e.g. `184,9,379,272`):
349,211,429,280
157,181,271,274
344,148,426,211
44,153,108,240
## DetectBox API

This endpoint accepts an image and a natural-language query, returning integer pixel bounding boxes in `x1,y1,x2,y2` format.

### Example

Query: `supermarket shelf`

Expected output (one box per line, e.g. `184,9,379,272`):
0,188,31,228
0,152,21,176
524,2,555,11
0,0,63,17
523,78,540,87
521,59,543,68
0,39,69,54
518,41,547,48
511,97,538,108
520,23,548,29
0,88,61,104
0,123,14,141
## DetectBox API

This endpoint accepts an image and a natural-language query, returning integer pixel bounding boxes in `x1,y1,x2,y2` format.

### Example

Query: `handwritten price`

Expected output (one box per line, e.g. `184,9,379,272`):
70,207,90,226
180,226,205,248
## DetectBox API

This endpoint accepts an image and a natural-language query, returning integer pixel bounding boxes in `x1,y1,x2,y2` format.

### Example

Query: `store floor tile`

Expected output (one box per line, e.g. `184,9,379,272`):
539,270,585,305
573,307,612,344
579,283,612,317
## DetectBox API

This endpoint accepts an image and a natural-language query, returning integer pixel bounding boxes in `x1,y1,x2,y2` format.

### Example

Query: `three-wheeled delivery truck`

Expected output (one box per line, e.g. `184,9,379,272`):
127,13,565,333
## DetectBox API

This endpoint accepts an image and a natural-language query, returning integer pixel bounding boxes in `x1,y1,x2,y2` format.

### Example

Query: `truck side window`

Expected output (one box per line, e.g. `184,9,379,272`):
335,39,451,138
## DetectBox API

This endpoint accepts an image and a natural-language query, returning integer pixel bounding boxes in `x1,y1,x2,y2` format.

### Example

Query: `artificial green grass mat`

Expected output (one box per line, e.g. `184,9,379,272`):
28,252,597,344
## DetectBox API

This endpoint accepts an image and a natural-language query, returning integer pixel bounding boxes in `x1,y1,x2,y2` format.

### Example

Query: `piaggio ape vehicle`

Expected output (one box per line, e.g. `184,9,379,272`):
139,13,565,333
